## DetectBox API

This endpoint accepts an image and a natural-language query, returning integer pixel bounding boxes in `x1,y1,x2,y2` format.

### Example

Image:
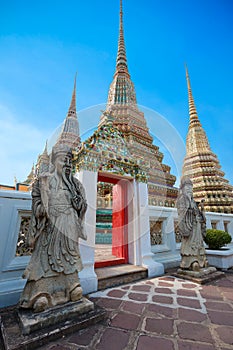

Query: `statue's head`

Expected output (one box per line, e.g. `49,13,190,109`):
51,143,72,175
180,176,193,196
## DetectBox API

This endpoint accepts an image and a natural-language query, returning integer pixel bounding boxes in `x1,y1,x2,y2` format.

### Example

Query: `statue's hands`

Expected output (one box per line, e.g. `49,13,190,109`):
35,203,46,218
72,195,82,210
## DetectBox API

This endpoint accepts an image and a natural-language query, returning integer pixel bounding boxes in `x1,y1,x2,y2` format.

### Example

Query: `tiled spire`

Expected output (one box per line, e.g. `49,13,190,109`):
23,163,35,184
40,140,49,163
66,72,77,119
115,0,129,77
185,65,202,129
185,65,210,154
97,0,178,208
185,66,201,126
58,74,80,148
37,140,50,175
106,0,137,107
183,66,233,213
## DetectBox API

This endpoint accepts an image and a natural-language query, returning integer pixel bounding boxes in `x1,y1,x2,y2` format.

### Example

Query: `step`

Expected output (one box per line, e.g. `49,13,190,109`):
95,264,148,290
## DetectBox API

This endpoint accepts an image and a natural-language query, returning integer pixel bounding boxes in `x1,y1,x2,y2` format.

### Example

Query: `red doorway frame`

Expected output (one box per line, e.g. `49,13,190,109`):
95,173,129,268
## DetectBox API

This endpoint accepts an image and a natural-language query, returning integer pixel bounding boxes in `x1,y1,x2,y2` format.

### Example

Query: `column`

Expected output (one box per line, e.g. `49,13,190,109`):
129,181,164,277
75,170,98,294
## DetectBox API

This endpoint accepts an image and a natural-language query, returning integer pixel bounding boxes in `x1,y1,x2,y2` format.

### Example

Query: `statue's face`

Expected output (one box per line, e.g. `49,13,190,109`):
54,154,64,175
185,183,193,197
64,154,72,175
53,152,72,176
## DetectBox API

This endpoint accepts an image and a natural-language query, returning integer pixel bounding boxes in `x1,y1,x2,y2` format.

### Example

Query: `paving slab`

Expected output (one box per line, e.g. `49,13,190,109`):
177,322,214,343
136,335,175,350
1,272,233,350
144,317,174,335
215,326,233,346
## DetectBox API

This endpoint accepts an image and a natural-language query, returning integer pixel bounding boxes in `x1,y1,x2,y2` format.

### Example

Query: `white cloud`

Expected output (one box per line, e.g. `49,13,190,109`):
0,104,51,185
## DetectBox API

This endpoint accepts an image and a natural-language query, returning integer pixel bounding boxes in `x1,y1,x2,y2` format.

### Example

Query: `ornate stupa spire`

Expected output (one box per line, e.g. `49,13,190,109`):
115,0,129,77
23,163,35,184
182,66,233,213
103,0,137,109
185,65,211,155
186,65,201,127
35,140,50,177
57,74,80,149
67,72,77,117
96,0,178,209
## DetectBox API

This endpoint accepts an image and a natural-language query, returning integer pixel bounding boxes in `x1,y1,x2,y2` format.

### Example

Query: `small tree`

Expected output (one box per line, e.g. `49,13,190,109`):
204,229,232,250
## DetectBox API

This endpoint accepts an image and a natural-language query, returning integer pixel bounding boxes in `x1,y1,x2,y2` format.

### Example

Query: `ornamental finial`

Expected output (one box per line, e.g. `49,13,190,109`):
115,0,129,76
185,65,201,128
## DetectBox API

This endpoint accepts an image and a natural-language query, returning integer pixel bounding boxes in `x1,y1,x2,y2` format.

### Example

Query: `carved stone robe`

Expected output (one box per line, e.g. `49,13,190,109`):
19,172,87,309
177,193,207,269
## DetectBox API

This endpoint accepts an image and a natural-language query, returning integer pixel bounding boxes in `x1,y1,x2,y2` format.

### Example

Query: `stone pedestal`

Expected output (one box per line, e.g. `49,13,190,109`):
18,297,94,335
173,266,225,284
0,299,106,350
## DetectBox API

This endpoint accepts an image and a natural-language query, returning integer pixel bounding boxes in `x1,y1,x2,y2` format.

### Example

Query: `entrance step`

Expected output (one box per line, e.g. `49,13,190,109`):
95,264,148,290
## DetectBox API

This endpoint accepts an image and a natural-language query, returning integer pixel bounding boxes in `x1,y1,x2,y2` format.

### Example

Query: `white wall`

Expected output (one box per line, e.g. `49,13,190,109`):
149,205,233,268
1,187,233,308
0,190,31,307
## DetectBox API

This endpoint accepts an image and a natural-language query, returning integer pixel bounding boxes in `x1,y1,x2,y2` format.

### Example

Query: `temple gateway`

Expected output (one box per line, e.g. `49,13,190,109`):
0,0,232,310
45,0,232,273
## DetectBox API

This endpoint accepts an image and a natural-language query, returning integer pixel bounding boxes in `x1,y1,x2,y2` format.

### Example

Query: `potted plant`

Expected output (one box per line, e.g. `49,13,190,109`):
204,229,232,250
204,229,233,270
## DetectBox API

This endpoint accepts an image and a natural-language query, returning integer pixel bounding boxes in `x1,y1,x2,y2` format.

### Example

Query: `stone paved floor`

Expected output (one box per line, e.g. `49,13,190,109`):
37,272,233,349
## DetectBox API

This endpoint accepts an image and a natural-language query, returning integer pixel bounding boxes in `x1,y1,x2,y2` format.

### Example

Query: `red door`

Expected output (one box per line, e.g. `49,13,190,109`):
95,174,128,268
112,181,128,261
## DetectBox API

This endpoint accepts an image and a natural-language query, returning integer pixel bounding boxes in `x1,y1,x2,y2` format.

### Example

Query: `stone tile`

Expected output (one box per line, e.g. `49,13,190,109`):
96,328,130,350
178,308,207,322
205,301,233,311
145,280,155,285
110,311,141,330
154,287,174,294
177,322,213,343
144,317,174,335
128,292,148,302
216,278,233,288
158,281,174,287
177,289,198,297
222,291,233,301
215,326,233,346
107,289,127,298
200,285,224,300
159,276,176,282
122,285,130,290
132,284,152,292
95,297,122,309
208,310,233,326
152,295,174,304
177,297,201,309
147,303,176,318
121,301,145,314
67,325,99,346
136,335,174,350
177,340,215,350
48,345,72,350
181,283,198,289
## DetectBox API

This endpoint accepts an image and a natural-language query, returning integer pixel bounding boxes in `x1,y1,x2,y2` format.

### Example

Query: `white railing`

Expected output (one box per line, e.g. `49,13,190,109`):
0,190,32,308
0,189,233,308
149,205,233,268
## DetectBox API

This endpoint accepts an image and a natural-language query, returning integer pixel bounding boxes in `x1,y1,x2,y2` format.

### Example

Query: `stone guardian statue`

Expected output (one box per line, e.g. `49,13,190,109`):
177,176,208,271
19,143,87,312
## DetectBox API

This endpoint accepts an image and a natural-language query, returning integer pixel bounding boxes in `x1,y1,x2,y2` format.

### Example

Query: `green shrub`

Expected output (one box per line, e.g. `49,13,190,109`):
204,229,232,250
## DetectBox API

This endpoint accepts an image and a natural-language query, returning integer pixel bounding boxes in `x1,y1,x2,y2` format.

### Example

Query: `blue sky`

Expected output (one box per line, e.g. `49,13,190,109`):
0,0,232,186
